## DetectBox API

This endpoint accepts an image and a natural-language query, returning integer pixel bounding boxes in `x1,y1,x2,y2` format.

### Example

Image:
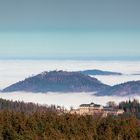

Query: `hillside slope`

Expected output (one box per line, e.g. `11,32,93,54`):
3,71,109,93
97,80,140,96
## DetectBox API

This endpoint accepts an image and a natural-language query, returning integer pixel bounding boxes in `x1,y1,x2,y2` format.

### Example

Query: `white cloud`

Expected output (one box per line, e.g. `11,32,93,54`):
0,92,135,110
0,60,140,109
94,75,140,86
0,60,140,88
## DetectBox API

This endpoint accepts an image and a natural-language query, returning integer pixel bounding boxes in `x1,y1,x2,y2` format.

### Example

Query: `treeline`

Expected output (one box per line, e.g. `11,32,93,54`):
119,99,140,119
0,98,63,114
0,98,140,139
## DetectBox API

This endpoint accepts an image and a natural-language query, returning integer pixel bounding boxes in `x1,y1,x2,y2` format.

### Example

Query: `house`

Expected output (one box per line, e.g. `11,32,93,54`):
70,102,124,117
79,102,103,116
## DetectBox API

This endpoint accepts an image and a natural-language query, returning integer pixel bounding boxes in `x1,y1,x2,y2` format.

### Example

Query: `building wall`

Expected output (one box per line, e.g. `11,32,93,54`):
70,106,124,117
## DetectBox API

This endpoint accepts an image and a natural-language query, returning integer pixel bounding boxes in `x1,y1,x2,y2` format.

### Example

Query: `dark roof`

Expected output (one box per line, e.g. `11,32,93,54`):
80,103,101,107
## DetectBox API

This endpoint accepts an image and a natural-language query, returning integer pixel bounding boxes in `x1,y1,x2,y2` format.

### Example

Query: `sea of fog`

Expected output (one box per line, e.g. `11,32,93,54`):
0,60,140,109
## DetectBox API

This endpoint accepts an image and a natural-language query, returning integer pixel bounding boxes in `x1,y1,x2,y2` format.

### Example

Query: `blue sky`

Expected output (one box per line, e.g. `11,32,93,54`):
0,0,140,60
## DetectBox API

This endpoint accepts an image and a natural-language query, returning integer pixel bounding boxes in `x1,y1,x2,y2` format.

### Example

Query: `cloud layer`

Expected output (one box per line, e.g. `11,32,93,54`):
0,60,140,109
0,92,136,109
0,60,140,89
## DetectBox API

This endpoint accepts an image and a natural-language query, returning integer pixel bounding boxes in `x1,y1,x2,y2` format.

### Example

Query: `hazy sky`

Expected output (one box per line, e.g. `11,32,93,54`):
0,0,140,59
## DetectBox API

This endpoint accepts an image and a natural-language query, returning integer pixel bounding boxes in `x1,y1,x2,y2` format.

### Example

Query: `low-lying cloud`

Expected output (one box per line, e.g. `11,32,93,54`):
0,92,138,109
0,60,140,89
0,60,140,109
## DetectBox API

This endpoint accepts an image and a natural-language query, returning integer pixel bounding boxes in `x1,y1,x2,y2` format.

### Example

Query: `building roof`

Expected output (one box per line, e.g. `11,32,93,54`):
80,102,101,107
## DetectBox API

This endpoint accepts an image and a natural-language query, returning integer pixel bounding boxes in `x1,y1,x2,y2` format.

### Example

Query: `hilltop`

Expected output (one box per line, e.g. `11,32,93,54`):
97,80,140,96
3,71,109,93
79,69,122,75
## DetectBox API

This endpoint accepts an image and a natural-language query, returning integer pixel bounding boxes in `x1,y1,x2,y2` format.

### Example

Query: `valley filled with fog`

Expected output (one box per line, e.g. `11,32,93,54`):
0,60,140,109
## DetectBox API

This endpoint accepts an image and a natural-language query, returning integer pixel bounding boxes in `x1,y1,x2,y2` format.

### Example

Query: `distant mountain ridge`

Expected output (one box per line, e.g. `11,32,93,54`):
97,80,140,96
79,69,122,75
2,71,140,96
2,71,109,93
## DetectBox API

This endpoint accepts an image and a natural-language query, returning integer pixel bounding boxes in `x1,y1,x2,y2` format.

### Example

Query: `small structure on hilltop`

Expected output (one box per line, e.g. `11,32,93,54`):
70,102,124,117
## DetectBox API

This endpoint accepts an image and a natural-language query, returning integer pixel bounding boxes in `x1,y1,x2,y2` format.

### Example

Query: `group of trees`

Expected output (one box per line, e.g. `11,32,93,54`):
119,99,140,119
0,98,140,139
0,110,140,140
0,98,60,114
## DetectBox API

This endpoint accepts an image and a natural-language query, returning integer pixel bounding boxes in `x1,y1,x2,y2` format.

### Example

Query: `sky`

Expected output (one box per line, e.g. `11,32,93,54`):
0,0,140,60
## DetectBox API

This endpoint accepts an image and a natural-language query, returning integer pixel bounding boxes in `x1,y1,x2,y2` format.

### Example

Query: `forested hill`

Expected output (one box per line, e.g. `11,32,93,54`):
98,80,140,96
3,71,109,93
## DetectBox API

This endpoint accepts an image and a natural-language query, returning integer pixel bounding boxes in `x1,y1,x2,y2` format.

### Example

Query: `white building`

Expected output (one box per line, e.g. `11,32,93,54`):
70,102,124,117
